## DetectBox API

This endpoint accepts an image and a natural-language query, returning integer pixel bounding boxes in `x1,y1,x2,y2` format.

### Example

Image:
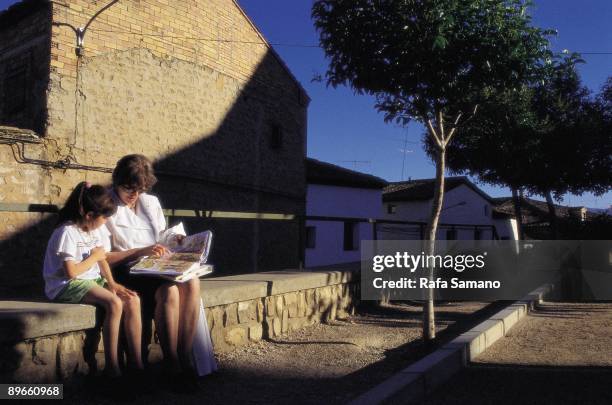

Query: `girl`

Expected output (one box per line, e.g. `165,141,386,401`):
43,182,144,377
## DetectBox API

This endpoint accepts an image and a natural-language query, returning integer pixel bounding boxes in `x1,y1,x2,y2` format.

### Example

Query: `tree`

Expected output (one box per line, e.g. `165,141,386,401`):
439,56,610,239
312,0,552,339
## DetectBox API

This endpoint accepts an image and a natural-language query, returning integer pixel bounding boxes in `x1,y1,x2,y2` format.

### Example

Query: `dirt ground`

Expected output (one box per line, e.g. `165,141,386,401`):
59,301,506,404
404,302,612,405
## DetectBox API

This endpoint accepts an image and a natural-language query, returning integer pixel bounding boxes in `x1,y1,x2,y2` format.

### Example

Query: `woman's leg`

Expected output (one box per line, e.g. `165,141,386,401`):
154,283,181,372
120,293,144,370
82,286,123,376
177,278,200,369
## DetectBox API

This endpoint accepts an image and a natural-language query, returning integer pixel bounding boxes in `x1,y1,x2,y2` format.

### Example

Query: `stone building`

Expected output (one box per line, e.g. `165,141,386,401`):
0,0,309,297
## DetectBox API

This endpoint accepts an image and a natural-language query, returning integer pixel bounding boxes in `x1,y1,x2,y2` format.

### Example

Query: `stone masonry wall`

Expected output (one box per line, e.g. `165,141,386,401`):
204,283,359,352
1,278,359,383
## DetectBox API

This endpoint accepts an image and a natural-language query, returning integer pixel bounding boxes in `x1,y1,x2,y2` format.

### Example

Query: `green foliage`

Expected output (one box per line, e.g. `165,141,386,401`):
439,56,611,199
312,0,553,125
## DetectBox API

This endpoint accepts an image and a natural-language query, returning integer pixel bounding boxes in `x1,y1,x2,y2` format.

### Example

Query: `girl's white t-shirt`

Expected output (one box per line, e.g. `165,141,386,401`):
42,223,111,299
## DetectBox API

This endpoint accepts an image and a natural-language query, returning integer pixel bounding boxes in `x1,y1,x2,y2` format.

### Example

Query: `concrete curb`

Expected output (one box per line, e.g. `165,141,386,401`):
349,283,555,405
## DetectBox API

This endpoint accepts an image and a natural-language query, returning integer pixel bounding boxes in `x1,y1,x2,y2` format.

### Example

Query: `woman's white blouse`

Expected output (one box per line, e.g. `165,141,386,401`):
106,192,166,251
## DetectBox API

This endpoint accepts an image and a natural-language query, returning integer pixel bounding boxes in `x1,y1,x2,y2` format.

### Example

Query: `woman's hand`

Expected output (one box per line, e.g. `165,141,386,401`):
141,244,170,257
109,282,137,299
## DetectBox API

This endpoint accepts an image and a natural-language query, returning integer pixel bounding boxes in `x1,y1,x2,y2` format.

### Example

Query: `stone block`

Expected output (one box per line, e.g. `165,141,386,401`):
297,292,307,317
281,309,289,334
209,324,225,350
256,300,264,323
224,327,247,347
402,348,463,393
265,296,276,317
305,289,315,306
287,317,306,332
491,308,521,333
16,337,58,382
204,308,213,330
223,303,238,327
273,317,282,337
275,296,284,316
210,306,224,329
285,292,298,318
57,333,87,380
32,337,56,367
468,319,505,349
248,324,263,342
237,301,254,324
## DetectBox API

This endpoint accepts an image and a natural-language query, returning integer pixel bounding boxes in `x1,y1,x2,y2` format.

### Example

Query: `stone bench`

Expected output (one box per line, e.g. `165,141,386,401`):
0,263,360,383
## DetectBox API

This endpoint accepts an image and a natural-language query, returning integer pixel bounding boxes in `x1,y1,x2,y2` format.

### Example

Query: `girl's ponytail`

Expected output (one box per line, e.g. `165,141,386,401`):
57,182,117,226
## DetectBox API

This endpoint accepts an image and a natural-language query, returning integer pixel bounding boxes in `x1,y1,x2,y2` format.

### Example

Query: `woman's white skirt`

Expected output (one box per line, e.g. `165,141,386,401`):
192,298,218,376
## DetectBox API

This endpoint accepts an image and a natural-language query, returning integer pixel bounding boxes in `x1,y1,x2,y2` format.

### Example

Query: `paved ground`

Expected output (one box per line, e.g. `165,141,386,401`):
397,302,612,405
58,301,506,404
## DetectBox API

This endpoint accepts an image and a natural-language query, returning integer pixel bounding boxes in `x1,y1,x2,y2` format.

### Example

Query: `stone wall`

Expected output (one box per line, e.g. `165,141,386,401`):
204,283,358,352
0,267,360,383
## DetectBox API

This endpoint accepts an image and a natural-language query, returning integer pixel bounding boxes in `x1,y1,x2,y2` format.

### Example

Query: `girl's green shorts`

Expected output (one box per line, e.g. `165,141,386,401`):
54,277,107,304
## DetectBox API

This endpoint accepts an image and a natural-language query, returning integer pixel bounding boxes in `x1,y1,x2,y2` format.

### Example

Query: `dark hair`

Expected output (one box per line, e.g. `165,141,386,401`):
112,154,157,192
57,182,117,226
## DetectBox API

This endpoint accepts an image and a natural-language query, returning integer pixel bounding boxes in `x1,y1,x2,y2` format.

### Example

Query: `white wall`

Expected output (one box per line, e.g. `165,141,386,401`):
382,184,516,240
305,184,382,267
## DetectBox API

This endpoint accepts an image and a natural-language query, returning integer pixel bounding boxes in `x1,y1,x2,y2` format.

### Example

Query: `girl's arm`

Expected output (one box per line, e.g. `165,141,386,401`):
63,246,106,279
99,259,137,298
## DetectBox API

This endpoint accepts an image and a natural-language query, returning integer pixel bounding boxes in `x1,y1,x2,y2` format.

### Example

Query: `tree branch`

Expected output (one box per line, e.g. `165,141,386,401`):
426,119,443,149
446,112,464,143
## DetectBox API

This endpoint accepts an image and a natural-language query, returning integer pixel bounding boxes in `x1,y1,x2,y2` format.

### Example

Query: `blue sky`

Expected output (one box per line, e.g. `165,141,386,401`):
1,0,610,208
237,0,611,209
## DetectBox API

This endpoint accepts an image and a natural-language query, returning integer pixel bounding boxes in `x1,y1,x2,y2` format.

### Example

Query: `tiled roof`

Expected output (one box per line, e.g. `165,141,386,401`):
383,176,493,203
306,158,387,189
492,197,594,223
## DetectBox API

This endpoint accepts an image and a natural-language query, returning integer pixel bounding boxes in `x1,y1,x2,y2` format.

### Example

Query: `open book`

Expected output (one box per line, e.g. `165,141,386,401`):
130,224,213,282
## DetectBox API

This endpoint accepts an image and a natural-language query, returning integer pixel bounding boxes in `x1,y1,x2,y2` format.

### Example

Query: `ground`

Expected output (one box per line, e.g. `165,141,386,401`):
399,302,612,405
60,301,505,404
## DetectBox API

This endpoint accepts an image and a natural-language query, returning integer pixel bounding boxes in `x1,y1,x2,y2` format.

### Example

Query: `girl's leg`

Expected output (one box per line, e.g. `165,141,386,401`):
120,294,144,370
177,278,200,369
154,284,181,372
82,286,123,376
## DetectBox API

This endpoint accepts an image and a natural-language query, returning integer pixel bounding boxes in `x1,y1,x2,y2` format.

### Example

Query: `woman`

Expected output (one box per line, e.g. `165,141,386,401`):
105,154,216,389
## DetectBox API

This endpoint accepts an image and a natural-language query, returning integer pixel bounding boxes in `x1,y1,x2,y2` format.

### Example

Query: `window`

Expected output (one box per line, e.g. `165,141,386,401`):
3,68,27,117
343,221,358,251
269,123,283,150
305,226,316,249
387,204,396,214
446,229,457,240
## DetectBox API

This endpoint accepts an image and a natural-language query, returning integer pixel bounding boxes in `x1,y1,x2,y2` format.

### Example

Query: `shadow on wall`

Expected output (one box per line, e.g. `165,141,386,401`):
0,48,306,299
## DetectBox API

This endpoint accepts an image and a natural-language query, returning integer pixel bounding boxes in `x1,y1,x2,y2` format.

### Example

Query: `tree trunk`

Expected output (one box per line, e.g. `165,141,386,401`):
422,146,445,341
545,191,559,239
511,187,524,240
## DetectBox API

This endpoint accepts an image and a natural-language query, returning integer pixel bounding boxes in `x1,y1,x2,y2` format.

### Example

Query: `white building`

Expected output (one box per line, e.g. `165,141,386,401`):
382,177,518,240
305,158,387,267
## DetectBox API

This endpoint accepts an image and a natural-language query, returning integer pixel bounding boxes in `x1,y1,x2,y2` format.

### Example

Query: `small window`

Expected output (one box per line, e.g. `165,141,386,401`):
305,226,316,249
269,123,283,150
484,205,490,217
387,204,396,214
446,229,457,240
474,229,482,240
3,68,27,115
343,221,358,251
